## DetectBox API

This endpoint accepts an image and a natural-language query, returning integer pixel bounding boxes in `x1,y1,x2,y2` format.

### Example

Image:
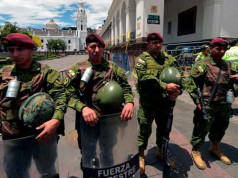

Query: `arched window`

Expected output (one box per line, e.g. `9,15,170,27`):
81,25,83,31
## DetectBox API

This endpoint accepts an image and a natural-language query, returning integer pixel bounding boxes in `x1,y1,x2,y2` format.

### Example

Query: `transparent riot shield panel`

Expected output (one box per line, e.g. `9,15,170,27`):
0,135,59,178
80,112,140,178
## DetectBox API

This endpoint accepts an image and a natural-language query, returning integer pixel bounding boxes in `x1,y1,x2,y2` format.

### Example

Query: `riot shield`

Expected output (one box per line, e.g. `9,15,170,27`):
80,112,139,178
0,135,59,178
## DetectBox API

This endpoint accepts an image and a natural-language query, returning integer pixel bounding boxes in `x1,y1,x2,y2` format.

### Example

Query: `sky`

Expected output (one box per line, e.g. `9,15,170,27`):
0,0,112,29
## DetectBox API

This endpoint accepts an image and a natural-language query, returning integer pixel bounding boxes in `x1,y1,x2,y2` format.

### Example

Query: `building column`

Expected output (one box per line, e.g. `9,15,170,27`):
202,0,223,38
119,14,123,43
126,6,136,41
115,16,119,45
111,19,115,46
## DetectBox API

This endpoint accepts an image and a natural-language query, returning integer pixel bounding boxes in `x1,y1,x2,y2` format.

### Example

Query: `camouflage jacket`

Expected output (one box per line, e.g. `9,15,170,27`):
195,52,209,62
0,61,67,134
135,51,183,104
186,56,238,105
64,58,134,113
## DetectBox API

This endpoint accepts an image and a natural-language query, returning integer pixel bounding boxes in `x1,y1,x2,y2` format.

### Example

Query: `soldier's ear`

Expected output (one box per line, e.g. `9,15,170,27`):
85,46,88,54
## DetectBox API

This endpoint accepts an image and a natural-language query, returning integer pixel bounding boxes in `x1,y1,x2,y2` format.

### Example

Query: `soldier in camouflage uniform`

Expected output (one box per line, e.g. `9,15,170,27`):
186,37,238,170
195,44,210,62
64,33,134,167
0,33,67,177
135,33,183,174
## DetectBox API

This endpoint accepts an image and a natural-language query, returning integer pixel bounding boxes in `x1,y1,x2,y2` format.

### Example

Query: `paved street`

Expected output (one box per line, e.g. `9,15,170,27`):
42,55,238,178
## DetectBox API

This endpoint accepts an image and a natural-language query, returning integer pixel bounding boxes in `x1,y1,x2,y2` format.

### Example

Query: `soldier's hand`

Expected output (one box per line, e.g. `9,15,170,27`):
168,90,180,100
121,103,134,121
197,104,202,110
230,74,238,82
82,106,99,126
166,83,180,93
36,119,60,143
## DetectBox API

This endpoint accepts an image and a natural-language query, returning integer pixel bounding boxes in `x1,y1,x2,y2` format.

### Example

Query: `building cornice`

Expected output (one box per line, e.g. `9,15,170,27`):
100,0,122,36
203,0,223,6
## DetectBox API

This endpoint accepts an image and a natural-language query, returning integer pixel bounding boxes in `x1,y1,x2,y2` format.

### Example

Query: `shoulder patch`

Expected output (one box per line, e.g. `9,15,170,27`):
41,63,47,70
135,58,146,68
2,65,13,72
137,58,146,65
65,69,76,79
197,66,204,73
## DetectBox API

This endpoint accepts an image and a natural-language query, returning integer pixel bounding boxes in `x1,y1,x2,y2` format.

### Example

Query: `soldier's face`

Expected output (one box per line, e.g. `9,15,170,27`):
147,40,162,56
7,46,33,68
85,42,104,64
202,49,209,55
210,45,227,61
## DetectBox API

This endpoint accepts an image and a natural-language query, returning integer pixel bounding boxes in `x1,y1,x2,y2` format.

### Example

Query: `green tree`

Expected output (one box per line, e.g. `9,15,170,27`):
0,21,19,39
46,39,66,54
0,22,35,47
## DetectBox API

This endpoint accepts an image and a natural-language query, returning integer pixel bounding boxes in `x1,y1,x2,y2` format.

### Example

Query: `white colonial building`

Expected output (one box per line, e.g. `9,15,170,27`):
22,0,87,52
100,0,238,49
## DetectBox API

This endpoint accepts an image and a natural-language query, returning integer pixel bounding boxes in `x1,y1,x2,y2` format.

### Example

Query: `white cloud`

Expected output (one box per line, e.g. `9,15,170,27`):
0,0,112,29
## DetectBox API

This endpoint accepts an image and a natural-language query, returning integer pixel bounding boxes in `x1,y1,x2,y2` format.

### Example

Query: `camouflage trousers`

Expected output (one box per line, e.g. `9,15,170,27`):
137,99,171,151
190,103,231,149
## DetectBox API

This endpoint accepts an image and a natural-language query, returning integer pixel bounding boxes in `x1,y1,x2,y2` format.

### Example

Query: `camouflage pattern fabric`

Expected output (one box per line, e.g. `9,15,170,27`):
19,92,55,128
195,52,209,62
0,61,66,138
190,103,231,148
135,51,183,150
186,56,238,105
64,58,134,139
64,58,134,114
185,56,238,148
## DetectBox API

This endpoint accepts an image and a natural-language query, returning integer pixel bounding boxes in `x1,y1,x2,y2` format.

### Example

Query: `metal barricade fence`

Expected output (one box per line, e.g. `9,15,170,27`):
167,46,200,70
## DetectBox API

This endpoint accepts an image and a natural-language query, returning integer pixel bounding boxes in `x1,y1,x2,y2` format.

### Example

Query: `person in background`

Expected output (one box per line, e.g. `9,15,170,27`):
186,37,238,170
223,39,238,65
223,39,238,82
0,33,67,177
195,44,210,62
135,32,183,175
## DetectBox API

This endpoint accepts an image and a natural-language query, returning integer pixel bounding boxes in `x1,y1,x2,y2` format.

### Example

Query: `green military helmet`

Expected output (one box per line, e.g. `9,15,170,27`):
19,92,55,128
160,67,182,85
96,81,124,111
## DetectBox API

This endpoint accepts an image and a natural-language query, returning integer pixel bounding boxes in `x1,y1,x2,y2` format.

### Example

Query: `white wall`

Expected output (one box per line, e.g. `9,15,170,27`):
144,0,164,36
37,36,81,52
101,0,238,46
164,0,238,44
202,0,223,39
220,0,238,38
135,0,145,38
135,0,165,39
163,0,204,44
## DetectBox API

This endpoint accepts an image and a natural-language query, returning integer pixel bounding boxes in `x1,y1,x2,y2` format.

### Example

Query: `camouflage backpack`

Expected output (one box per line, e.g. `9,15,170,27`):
19,92,55,128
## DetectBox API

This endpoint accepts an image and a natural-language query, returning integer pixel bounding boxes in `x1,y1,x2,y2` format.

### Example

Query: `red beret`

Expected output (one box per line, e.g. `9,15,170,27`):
147,33,163,42
2,33,35,49
210,37,228,46
86,33,105,48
